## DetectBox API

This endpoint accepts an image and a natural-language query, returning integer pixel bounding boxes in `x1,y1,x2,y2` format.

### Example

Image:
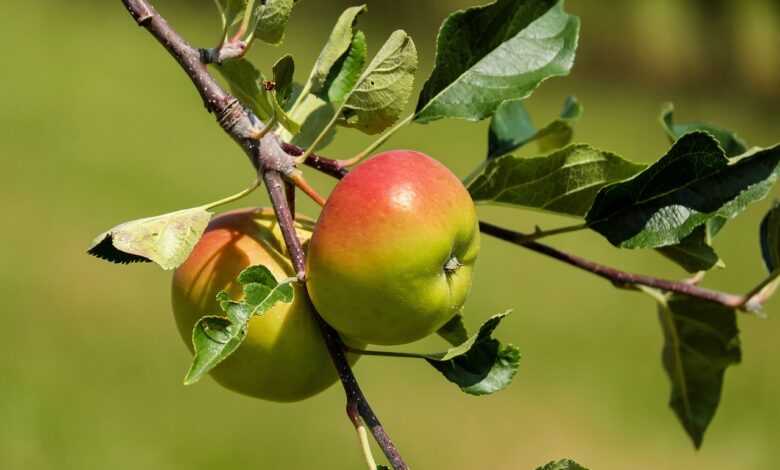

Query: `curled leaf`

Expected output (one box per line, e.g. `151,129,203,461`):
88,207,212,270
425,311,520,395
184,264,295,385
660,103,747,158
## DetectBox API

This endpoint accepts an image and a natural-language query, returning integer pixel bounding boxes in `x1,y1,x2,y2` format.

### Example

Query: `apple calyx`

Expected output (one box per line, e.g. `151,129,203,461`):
443,255,463,275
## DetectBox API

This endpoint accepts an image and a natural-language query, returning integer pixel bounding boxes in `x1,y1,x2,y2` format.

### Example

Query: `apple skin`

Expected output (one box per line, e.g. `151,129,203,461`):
171,208,359,402
306,150,479,345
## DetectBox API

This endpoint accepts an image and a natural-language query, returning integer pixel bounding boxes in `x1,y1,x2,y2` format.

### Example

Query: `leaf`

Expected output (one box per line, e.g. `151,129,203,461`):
282,8,368,147
425,311,520,395
215,58,300,133
272,54,295,106
322,31,368,104
586,133,780,249
655,294,741,448
339,30,418,134
88,207,212,270
250,0,296,46
215,58,274,119
436,314,469,347
487,96,582,159
415,0,579,123
760,201,780,272
467,144,645,217
660,103,748,158
535,96,583,153
308,5,368,94
184,316,247,385
184,265,295,385
656,223,725,273
487,99,536,159
535,459,589,470
214,0,247,33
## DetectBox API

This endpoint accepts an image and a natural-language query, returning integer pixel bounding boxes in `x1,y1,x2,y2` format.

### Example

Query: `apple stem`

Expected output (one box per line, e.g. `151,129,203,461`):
289,172,327,207
344,346,430,360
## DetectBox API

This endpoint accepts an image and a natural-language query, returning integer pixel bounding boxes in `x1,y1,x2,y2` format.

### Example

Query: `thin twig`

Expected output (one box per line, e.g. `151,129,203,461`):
479,221,756,311
264,170,408,470
281,142,348,179
347,403,378,470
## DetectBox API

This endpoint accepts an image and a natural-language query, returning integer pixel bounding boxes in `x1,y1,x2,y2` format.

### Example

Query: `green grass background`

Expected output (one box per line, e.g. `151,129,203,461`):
2,1,779,469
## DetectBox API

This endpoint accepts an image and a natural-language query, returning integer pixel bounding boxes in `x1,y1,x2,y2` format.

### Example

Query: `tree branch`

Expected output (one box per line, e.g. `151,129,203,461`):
120,1,407,467
264,170,408,470
479,221,760,311
281,142,349,179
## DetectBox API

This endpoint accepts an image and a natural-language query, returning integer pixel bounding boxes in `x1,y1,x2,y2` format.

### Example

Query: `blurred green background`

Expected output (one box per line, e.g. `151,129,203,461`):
2,1,779,469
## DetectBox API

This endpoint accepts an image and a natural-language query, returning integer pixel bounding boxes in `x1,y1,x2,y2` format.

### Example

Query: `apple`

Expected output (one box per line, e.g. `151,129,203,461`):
171,208,359,402
306,150,480,345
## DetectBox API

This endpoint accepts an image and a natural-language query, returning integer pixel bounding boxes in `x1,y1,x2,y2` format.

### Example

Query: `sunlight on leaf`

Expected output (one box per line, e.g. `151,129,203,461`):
416,0,579,123
88,207,212,270
468,144,644,217
587,133,780,249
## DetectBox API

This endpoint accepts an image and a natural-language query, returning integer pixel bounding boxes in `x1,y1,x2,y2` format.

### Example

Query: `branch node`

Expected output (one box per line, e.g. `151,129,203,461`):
130,3,154,25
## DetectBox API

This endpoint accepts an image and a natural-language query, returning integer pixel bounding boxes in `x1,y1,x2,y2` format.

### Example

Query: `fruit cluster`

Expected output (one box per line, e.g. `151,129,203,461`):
171,151,479,401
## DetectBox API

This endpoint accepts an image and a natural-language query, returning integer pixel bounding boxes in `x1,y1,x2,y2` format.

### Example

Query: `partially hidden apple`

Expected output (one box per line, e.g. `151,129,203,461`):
171,208,359,402
306,150,480,345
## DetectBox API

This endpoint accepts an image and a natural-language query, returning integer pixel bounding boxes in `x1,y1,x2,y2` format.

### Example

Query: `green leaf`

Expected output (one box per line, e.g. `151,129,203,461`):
309,5,368,93
184,316,247,385
415,0,579,123
322,31,368,104
436,314,469,347
215,58,300,134
215,58,273,118
487,96,582,159
425,311,520,395
535,459,589,470
487,99,536,159
184,265,295,385
339,30,418,134
656,223,725,273
760,201,780,272
467,144,645,217
660,103,748,158
88,207,212,270
535,96,582,153
655,293,741,449
249,0,296,46
283,8,368,147
272,54,295,106
214,0,247,33
586,133,780,249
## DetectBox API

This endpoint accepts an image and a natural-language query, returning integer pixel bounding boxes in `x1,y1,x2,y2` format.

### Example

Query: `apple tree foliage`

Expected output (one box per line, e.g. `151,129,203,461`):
88,0,780,467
